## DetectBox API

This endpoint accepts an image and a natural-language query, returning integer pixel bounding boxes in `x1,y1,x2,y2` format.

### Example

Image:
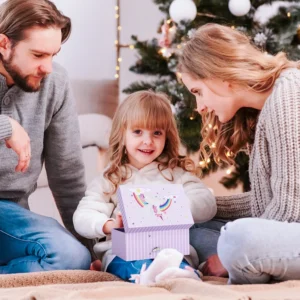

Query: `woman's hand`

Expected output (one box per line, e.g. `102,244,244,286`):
102,213,123,234
202,254,228,277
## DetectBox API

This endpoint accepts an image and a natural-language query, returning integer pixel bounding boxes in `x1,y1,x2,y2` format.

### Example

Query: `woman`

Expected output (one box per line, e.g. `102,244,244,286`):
178,23,300,284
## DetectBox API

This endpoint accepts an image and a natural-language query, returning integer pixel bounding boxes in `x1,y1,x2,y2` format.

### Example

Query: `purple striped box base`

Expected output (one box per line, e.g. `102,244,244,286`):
112,228,190,261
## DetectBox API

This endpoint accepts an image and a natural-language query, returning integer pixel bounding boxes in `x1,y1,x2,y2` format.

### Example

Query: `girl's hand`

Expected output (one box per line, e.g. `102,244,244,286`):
102,213,123,234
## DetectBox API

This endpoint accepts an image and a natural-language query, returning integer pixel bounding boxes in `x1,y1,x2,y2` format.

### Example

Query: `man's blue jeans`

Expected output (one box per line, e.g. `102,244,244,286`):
0,200,91,274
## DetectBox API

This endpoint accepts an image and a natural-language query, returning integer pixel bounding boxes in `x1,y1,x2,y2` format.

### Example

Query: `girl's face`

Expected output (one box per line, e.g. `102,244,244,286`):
181,73,242,123
124,127,166,169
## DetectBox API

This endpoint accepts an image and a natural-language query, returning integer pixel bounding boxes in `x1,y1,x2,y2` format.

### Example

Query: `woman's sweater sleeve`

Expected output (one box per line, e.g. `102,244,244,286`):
215,192,252,219
258,74,300,222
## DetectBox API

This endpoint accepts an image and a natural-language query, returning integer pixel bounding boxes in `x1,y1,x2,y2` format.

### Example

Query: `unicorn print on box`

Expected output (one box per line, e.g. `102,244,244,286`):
130,187,175,220
112,184,194,261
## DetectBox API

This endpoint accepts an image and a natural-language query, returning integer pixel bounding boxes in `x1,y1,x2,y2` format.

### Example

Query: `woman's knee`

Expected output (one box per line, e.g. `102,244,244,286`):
217,218,259,270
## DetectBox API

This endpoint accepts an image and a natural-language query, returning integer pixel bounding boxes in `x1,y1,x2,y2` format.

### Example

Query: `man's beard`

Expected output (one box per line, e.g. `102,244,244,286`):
2,53,46,93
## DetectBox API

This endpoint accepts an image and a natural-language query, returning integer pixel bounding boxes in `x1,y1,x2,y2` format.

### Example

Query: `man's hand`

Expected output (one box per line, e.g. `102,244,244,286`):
202,254,229,277
5,117,31,172
102,213,123,234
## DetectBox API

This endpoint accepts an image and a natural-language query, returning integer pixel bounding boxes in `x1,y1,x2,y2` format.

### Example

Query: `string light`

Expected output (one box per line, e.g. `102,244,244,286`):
226,166,235,175
287,12,291,17
199,161,205,167
226,151,232,157
114,0,135,80
211,142,216,148
206,158,211,163
231,25,235,29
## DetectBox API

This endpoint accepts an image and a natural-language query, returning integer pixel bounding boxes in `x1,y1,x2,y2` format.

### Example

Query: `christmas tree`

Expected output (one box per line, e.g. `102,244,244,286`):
123,0,300,192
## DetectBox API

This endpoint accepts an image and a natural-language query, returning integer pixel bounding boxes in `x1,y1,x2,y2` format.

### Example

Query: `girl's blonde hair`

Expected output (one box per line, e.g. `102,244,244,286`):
104,90,195,194
178,23,299,164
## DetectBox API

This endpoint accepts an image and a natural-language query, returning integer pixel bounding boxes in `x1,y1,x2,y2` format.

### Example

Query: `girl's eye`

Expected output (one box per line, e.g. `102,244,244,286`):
34,54,43,58
133,129,142,134
154,131,163,136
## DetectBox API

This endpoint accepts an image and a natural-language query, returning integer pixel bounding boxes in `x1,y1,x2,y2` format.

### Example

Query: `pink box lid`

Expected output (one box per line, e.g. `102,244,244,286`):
117,184,194,233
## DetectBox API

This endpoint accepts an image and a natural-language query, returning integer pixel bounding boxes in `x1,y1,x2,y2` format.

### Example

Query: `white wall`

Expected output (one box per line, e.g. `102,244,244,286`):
119,0,164,100
52,0,116,80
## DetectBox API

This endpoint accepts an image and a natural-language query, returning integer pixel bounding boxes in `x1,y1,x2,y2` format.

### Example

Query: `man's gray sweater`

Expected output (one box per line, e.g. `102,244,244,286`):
0,63,86,235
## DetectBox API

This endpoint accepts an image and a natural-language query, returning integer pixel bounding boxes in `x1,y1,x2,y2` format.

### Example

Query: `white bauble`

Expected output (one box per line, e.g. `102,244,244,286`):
169,0,197,23
228,0,251,17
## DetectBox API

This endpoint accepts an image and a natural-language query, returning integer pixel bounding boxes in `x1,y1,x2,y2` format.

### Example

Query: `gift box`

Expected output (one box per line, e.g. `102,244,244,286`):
112,184,194,261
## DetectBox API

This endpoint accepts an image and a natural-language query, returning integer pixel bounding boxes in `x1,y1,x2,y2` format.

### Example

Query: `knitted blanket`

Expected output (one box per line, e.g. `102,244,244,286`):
0,270,300,300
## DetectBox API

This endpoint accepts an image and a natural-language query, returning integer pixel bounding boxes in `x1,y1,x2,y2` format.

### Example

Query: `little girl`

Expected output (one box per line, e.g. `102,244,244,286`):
73,90,216,283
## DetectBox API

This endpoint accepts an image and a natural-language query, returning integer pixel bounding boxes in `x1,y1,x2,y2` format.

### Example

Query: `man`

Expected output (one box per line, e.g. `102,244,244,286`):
0,0,91,273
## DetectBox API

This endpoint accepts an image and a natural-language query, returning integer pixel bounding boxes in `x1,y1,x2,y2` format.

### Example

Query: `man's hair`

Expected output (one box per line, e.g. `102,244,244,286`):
0,0,71,44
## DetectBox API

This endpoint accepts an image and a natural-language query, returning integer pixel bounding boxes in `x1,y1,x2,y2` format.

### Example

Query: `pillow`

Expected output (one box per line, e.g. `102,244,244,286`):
78,114,112,149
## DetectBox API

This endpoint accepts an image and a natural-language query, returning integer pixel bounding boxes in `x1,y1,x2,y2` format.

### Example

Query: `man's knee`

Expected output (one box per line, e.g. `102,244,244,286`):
42,220,91,270
66,239,91,270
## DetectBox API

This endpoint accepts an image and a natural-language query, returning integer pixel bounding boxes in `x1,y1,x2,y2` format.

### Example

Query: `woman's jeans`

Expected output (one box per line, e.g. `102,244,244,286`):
189,218,227,264
0,200,91,274
218,218,300,284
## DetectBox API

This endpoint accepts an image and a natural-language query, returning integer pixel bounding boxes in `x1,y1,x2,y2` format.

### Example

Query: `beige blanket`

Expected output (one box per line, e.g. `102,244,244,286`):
0,270,300,300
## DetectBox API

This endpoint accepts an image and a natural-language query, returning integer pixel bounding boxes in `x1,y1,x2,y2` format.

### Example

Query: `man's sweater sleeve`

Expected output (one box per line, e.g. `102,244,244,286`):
0,114,12,140
44,77,86,238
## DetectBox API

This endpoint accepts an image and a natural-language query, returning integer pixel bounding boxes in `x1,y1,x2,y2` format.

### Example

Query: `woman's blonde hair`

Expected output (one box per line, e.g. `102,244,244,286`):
178,23,299,165
104,90,195,194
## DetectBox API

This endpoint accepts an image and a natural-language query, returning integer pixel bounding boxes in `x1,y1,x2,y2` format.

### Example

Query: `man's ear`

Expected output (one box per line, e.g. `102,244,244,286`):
0,34,12,58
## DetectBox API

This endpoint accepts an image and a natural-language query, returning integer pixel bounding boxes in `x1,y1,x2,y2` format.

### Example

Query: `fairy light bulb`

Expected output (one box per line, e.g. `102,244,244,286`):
199,161,205,167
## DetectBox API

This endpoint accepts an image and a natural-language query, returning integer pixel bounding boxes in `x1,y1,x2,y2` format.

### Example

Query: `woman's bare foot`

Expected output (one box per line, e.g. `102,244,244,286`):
202,254,228,277
90,259,102,271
